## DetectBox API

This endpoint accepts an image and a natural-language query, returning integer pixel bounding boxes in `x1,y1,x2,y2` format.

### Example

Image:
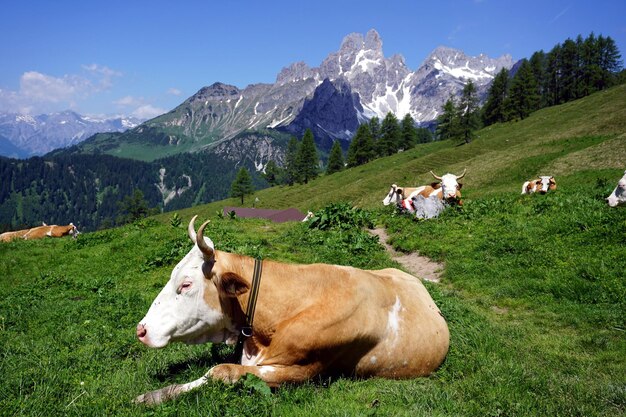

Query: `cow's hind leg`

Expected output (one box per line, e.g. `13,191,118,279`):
209,362,324,386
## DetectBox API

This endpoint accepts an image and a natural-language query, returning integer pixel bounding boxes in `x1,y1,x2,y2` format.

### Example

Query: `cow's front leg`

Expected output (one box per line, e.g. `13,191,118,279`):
134,376,207,405
209,362,324,386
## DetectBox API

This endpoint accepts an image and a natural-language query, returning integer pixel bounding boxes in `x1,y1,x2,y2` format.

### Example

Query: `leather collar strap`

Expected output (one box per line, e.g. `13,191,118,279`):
233,257,262,361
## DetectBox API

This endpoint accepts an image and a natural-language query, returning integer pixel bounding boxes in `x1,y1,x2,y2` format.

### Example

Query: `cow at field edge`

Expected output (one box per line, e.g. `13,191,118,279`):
134,216,449,405
606,170,626,207
521,176,557,194
23,223,79,240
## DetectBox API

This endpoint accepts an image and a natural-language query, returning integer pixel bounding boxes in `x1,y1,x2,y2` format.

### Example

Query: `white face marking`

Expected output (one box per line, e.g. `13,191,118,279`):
370,356,378,364
138,240,228,348
383,185,398,205
538,176,552,192
607,177,626,207
439,174,460,199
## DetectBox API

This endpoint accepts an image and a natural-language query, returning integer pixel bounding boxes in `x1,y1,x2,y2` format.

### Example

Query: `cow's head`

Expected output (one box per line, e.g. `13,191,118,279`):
383,184,403,206
537,176,556,194
430,169,466,202
136,216,236,348
606,172,626,207
69,223,80,239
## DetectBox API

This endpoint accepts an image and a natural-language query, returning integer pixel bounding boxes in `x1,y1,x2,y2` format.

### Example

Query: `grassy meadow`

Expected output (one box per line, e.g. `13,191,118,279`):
1,85,625,416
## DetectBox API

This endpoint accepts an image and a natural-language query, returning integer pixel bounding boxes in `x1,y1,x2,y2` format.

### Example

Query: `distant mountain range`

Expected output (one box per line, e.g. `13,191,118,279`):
0,111,142,158
56,29,513,163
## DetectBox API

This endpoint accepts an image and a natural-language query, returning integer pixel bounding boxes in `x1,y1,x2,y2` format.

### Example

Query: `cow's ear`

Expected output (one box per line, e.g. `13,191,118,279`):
219,272,250,297
431,182,441,189
458,183,463,189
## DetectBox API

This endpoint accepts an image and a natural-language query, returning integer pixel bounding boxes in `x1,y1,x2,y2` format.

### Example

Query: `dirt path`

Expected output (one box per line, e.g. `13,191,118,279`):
369,228,444,282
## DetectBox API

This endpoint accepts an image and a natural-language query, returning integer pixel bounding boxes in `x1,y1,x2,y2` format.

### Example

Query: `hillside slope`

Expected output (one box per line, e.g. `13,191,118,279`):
166,83,626,219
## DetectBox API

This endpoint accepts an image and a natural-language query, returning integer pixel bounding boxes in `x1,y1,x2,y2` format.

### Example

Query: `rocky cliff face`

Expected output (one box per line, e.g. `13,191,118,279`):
53,29,514,165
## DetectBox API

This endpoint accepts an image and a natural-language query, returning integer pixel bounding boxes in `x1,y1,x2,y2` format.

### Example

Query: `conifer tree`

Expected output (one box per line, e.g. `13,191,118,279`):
296,129,319,184
369,116,381,153
508,59,540,120
436,97,459,141
482,68,510,126
284,136,299,185
346,123,375,167
230,167,254,205
457,80,480,144
379,112,401,156
263,160,282,186
416,127,433,143
400,114,418,150
326,140,345,175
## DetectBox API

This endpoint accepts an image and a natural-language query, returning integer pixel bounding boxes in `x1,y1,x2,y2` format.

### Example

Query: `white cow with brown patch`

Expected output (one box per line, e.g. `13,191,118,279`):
134,216,449,405
521,176,557,194
606,170,626,207
383,169,466,208
0,223,79,242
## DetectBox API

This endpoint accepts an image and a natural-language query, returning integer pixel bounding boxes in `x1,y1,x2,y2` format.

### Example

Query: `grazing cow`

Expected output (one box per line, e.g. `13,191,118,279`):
23,223,79,240
606,171,626,207
521,176,557,194
134,216,449,405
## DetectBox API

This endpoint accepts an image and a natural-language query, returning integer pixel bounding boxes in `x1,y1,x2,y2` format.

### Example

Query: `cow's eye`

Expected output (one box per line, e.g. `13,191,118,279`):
177,282,192,294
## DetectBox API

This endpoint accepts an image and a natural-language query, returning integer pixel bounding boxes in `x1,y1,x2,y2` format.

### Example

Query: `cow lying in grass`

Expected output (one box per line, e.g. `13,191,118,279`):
521,176,557,194
606,170,626,207
134,216,449,405
0,223,79,242
383,169,466,208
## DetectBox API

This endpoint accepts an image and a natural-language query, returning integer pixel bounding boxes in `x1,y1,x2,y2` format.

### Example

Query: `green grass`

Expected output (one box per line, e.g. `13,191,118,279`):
1,85,626,416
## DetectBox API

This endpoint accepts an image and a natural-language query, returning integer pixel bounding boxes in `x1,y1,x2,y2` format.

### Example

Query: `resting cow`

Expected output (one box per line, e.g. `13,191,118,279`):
606,170,626,207
382,184,425,206
521,176,556,194
23,223,79,240
134,216,449,405
0,222,78,242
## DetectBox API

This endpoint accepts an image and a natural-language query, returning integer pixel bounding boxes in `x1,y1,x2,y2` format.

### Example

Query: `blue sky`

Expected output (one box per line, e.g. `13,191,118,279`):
1,0,624,119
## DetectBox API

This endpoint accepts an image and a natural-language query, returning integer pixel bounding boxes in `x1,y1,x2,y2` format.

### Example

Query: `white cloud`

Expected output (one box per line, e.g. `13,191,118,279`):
167,87,182,96
114,95,143,107
131,104,166,119
0,64,122,115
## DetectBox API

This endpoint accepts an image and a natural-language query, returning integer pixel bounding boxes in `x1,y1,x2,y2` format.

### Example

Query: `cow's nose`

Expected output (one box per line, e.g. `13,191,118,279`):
137,323,147,339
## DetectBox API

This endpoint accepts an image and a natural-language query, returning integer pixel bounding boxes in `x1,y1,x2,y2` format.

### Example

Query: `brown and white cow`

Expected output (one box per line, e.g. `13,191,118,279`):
423,169,466,206
134,216,449,405
606,170,626,207
0,229,30,242
1,223,78,242
382,184,425,206
521,176,557,195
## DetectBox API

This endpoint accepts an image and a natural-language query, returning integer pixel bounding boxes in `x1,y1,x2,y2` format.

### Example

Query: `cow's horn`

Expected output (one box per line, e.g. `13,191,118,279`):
430,171,442,181
188,215,198,242
456,169,467,179
196,220,215,260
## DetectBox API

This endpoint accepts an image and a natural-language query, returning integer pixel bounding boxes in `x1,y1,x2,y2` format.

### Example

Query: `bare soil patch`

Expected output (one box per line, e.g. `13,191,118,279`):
369,227,444,282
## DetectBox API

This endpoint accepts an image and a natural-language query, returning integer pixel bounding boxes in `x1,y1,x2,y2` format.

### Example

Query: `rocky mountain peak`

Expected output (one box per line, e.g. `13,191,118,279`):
276,61,315,85
188,82,241,103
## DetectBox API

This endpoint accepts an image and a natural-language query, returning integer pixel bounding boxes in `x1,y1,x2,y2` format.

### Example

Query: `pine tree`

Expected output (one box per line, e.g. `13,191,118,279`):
436,97,459,141
117,189,150,224
379,112,401,156
544,44,562,106
529,51,546,106
296,129,319,184
457,80,480,144
230,167,254,205
482,68,510,126
346,123,375,167
598,34,623,89
284,137,299,186
326,140,345,175
369,116,381,153
508,59,540,120
263,160,282,186
416,127,433,143
400,114,418,150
